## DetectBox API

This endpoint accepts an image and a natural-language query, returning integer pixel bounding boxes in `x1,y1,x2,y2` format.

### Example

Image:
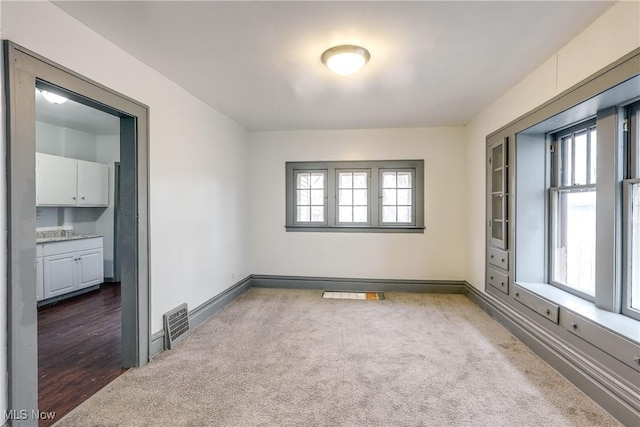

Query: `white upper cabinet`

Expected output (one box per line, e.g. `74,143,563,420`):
36,153,109,207
77,160,109,206
36,153,77,206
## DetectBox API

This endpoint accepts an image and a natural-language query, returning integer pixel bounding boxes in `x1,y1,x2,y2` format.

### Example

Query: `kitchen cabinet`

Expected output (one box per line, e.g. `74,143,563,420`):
36,153,109,207
40,237,103,301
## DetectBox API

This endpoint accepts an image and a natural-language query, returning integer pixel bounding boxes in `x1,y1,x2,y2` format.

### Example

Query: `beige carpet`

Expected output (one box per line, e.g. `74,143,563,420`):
56,288,620,426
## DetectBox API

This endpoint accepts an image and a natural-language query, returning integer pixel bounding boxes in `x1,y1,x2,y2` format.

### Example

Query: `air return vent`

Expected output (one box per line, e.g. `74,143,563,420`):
163,303,190,349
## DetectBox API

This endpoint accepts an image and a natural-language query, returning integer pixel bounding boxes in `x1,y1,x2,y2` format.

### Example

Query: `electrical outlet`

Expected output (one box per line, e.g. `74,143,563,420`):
231,273,236,282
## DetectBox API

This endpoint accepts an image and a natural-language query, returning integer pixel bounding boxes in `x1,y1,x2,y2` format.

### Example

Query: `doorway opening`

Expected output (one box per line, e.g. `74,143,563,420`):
4,41,150,425
34,83,125,424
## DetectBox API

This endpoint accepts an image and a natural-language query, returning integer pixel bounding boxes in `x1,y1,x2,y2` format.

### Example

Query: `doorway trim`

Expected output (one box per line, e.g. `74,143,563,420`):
3,41,150,424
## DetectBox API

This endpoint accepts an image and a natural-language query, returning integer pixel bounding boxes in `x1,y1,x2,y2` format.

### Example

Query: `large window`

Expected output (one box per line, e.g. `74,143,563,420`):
623,101,640,319
286,160,424,232
550,119,597,299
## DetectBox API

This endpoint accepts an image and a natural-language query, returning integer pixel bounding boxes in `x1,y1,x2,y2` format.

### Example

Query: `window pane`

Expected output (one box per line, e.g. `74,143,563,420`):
353,173,367,188
382,172,396,188
339,189,352,205
297,173,310,189
353,206,367,222
353,189,367,205
397,189,411,205
561,136,572,186
552,190,596,295
631,183,640,310
397,172,412,188
382,189,396,205
339,173,353,188
590,128,597,184
297,206,310,222
574,131,587,185
382,206,396,223
311,173,324,189
397,206,412,223
297,189,310,205
311,189,324,205
338,206,352,222
311,206,324,222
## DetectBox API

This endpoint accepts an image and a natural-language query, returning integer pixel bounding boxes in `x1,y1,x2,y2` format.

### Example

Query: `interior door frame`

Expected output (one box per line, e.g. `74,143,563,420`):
3,41,150,425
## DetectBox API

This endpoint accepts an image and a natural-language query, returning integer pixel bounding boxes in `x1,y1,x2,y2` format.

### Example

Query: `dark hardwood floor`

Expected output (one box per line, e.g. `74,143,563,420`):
38,282,126,427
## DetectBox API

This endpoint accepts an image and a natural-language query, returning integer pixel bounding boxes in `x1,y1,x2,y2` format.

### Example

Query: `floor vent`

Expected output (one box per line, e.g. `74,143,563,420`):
322,291,385,300
163,303,190,350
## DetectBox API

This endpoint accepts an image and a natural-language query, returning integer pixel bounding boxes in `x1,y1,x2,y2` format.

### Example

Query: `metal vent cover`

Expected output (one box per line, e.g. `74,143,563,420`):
163,303,190,349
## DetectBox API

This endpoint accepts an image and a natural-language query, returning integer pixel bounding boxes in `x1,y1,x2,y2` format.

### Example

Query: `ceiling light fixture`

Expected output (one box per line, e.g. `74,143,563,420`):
321,45,370,76
40,89,69,105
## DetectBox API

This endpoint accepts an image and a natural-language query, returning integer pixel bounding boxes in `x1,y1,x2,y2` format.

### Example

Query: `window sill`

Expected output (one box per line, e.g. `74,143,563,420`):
285,225,425,233
516,281,640,345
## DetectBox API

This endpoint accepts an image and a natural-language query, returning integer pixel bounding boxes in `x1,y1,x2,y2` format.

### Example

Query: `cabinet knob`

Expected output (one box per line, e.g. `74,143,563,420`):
633,356,640,365
490,255,494,259
515,292,519,297
545,309,551,315
501,258,505,262
500,282,504,286
490,276,494,280
570,322,578,330
81,196,85,200
72,197,76,200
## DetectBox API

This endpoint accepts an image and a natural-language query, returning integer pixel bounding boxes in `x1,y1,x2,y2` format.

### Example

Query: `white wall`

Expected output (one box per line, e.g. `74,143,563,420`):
2,0,250,348
464,1,640,291
249,127,467,280
0,1,6,424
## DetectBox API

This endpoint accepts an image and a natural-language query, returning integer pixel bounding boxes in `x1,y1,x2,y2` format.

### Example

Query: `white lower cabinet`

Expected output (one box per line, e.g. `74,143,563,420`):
39,237,103,301
36,256,44,301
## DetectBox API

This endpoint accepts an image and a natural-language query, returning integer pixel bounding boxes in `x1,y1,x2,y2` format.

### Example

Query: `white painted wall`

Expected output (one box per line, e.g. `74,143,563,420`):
464,1,640,291
249,127,467,280
2,0,251,345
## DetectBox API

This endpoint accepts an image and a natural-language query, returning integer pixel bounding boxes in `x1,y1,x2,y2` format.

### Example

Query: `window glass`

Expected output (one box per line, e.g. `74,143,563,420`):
552,189,596,295
295,172,325,223
338,171,368,223
631,183,640,310
381,171,412,223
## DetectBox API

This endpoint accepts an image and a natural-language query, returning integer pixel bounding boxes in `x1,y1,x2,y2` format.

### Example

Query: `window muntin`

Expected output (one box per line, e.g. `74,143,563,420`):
337,170,369,224
294,171,326,224
285,160,424,232
381,170,414,224
550,119,597,298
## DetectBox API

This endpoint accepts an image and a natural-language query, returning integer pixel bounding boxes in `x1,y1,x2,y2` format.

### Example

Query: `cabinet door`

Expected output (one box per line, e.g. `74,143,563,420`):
489,138,508,249
77,160,109,206
36,153,77,206
36,257,44,301
43,254,76,298
76,249,104,289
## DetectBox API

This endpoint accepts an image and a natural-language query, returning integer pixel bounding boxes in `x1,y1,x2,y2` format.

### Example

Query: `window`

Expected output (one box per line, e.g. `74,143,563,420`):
286,160,424,232
550,119,597,299
623,101,640,319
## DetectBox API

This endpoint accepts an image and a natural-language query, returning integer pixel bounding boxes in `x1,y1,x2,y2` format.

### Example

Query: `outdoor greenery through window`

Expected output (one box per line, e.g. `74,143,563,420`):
286,160,424,232
550,120,597,298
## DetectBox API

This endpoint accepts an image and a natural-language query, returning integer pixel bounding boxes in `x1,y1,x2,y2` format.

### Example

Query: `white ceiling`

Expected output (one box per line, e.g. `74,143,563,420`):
36,89,120,135
53,1,614,132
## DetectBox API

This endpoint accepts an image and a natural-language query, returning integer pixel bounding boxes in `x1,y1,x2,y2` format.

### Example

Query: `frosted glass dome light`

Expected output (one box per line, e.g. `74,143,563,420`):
40,90,68,105
321,45,370,76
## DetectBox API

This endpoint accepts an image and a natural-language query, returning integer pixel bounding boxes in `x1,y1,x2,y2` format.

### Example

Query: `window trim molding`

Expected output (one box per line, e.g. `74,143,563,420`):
285,160,425,233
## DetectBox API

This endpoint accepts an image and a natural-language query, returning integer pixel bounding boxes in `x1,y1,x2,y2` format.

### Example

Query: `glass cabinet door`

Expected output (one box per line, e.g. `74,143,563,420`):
489,138,508,249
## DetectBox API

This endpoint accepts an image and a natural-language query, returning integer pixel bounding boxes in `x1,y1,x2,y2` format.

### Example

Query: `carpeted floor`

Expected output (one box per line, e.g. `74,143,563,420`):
56,288,620,426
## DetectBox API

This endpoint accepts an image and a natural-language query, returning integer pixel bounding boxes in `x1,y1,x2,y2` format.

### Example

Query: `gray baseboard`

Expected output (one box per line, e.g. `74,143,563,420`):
251,274,466,293
149,276,252,359
464,283,640,427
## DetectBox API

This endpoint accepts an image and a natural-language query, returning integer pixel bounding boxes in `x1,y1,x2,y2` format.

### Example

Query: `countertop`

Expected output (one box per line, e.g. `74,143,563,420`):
36,234,103,244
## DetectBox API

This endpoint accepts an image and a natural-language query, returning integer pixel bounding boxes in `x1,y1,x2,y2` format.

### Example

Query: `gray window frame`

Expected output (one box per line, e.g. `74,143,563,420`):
622,101,640,320
549,119,598,301
335,168,371,226
285,160,424,233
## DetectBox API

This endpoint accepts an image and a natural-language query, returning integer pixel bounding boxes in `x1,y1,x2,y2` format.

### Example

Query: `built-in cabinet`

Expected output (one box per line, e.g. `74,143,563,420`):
36,152,109,207
487,136,510,296
37,237,104,301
